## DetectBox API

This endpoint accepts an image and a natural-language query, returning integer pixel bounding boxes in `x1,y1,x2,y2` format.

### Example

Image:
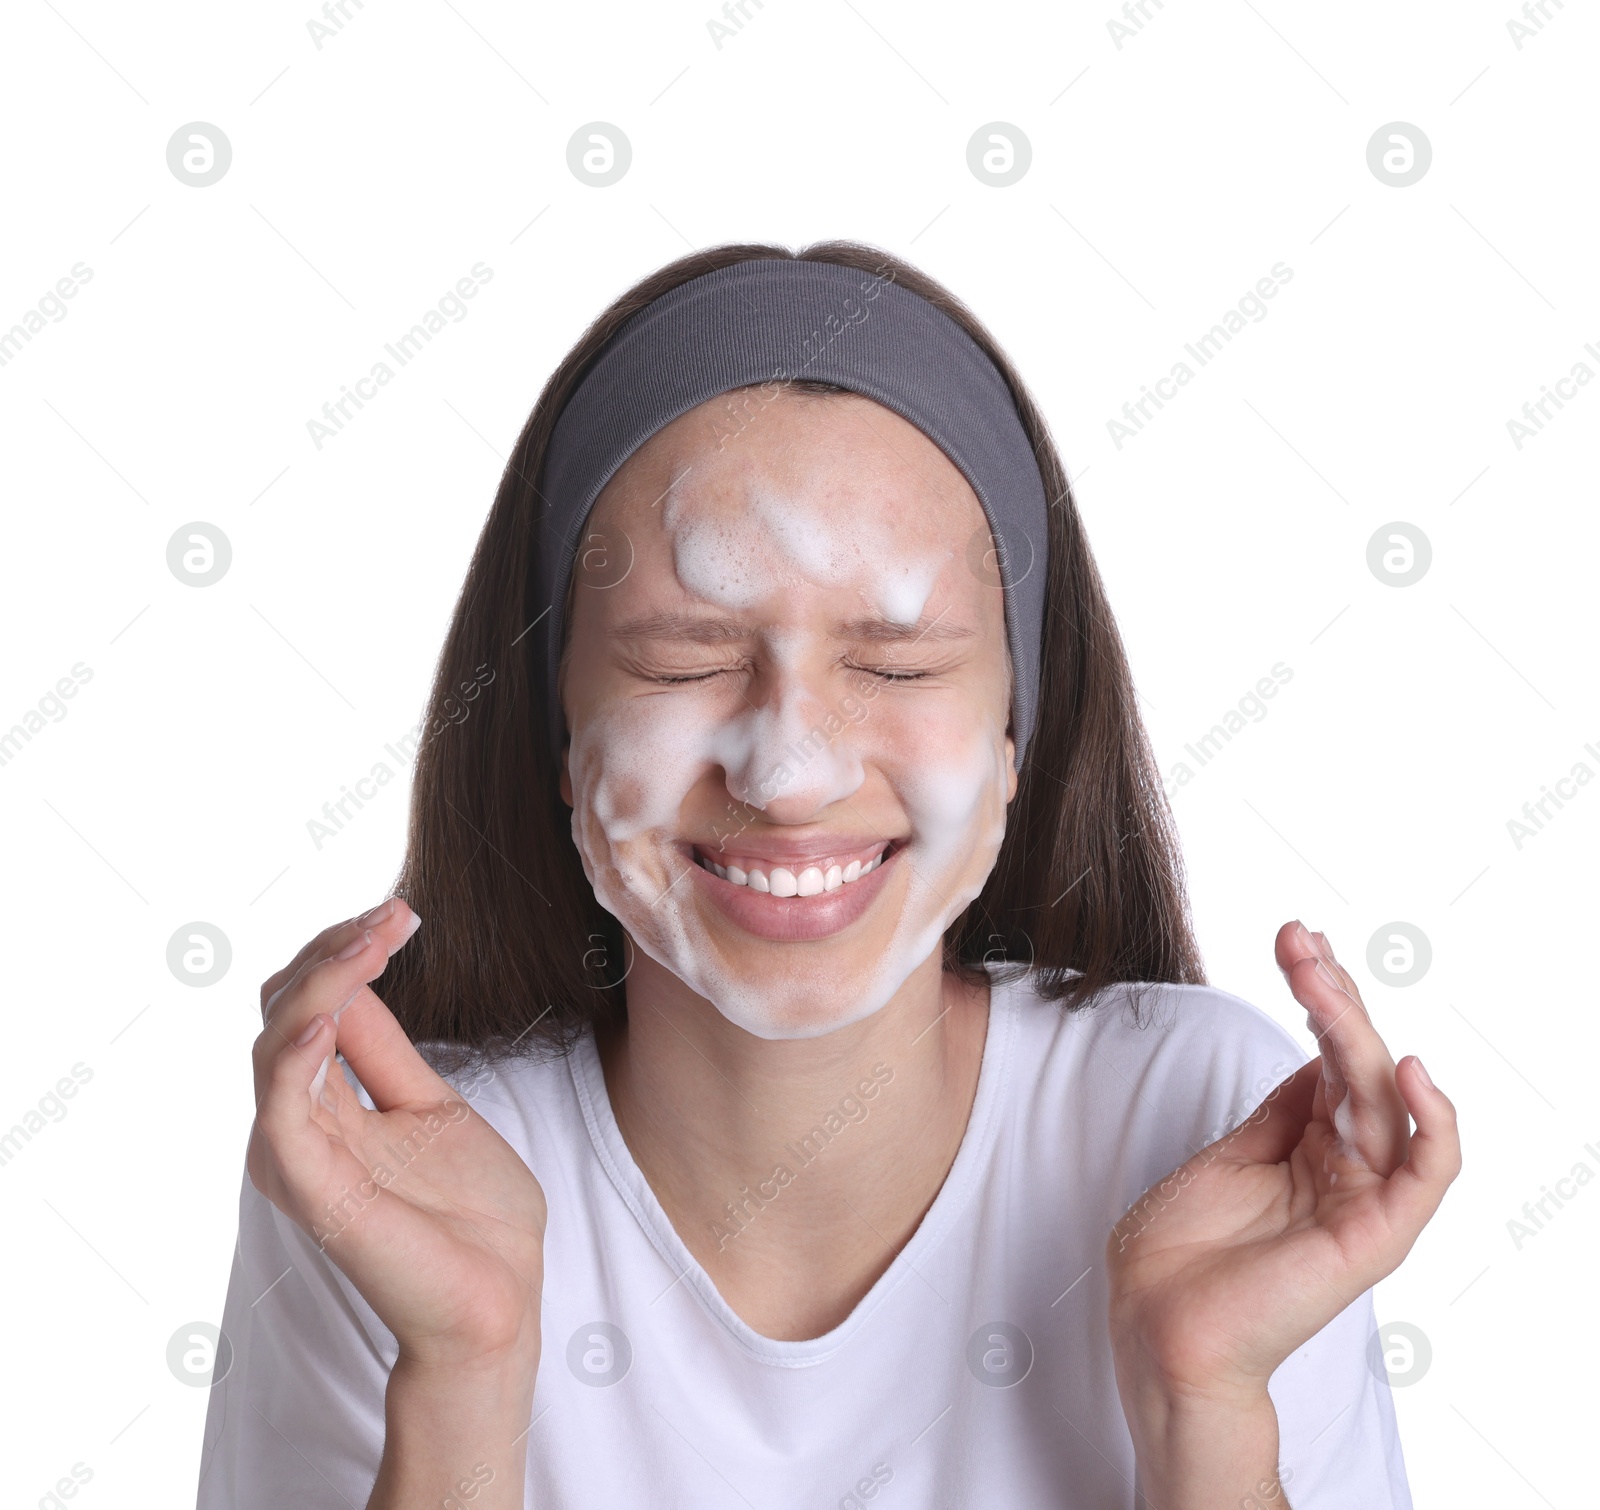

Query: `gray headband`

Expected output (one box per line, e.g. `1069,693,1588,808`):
533,256,1048,771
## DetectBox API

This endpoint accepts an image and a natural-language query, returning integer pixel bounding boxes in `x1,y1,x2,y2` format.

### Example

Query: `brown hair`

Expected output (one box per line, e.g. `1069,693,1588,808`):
376,239,1205,1072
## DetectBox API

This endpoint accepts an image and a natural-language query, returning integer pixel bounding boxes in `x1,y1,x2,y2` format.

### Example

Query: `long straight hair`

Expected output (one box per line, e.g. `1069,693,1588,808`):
376,239,1205,1072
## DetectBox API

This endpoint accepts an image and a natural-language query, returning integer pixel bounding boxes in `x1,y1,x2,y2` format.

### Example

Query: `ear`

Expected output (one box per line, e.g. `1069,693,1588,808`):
1004,733,1018,802
559,741,573,808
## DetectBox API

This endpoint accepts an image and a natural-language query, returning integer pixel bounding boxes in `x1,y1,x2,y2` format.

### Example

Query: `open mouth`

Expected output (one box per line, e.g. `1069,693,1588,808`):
691,839,895,897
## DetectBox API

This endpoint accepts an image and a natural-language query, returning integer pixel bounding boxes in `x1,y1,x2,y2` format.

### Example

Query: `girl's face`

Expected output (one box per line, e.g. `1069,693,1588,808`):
558,387,1018,1039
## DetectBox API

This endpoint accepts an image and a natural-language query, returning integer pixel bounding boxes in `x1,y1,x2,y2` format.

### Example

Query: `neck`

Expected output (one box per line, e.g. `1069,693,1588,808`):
595,944,992,1341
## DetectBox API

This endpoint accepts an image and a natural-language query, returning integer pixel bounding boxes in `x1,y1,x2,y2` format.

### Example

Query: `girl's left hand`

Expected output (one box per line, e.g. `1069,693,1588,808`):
1104,920,1462,1405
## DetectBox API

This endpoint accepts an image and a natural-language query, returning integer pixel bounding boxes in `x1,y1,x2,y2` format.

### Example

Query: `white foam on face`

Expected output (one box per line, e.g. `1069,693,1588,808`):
665,508,772,611
566,486,1008,1040
876,552,949,624
751,488,851,586
665,485,954,628
855,711,1011,1014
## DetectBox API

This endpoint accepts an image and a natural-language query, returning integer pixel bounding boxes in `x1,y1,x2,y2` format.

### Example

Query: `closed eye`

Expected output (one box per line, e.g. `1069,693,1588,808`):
645,670,733,684
642,662,938,685
843,661,934,683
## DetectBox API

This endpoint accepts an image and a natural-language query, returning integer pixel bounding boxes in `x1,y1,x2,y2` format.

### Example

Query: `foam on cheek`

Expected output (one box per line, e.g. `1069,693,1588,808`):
567,694,707,938
567,694,832,1039
857,709,1011,1004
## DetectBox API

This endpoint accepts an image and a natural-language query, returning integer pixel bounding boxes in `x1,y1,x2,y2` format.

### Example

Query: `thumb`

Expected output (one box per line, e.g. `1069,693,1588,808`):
1212,1057,1321,1167
329,974,459,1116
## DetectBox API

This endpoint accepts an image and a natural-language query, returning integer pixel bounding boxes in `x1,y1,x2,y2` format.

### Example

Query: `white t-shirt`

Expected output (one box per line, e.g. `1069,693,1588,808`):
196,966,1412,1508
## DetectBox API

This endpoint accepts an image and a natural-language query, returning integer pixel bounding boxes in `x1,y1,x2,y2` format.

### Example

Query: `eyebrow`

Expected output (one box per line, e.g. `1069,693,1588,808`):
610,608,976,645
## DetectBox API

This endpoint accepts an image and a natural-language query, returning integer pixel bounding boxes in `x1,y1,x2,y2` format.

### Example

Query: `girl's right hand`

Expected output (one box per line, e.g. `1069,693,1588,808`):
248,897,546,1375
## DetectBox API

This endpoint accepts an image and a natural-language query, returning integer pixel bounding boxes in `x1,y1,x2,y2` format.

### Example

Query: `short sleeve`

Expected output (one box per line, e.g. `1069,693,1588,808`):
1164,986,1414,1509
1269,1286,1411,1508
194,1157,396,1509
1196,990,1413,1508
1083,983,1414,1508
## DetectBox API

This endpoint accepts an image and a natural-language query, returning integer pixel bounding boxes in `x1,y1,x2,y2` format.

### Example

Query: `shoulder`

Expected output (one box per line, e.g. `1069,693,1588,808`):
1046,976,1302,1117
994,970,1311,1192
345,1037,587,1174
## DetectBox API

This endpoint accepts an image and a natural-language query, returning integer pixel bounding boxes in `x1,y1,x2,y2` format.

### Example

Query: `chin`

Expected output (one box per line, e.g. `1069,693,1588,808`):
622,916,917,1040
629,897,973,1045
720,985,896,1042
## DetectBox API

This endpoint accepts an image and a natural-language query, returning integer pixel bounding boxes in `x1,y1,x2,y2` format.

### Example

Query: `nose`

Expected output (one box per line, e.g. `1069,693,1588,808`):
706,669,865,819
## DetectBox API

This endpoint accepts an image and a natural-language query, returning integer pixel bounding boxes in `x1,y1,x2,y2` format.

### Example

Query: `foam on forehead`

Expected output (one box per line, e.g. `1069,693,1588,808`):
662,481,953,626
534,257,1050,770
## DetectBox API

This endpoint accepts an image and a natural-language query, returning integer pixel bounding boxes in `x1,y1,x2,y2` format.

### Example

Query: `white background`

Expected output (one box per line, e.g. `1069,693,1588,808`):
1,0,1594,1504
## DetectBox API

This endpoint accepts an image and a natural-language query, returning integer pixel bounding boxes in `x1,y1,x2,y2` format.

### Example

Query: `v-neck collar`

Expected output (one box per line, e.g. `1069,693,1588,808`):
567,965,1019,1366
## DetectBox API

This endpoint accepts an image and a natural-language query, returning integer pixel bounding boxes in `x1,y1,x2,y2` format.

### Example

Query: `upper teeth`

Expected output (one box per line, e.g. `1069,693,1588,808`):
696,848,887,895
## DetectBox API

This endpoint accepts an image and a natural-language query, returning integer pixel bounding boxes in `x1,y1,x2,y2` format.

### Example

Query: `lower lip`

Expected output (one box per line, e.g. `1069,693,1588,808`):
684,845,900,942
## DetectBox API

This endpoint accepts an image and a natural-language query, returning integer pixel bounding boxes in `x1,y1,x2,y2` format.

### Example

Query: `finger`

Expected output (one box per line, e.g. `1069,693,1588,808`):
249,1011,342,1223
1309,930,1368,1018
1274,920,1367,1017
252,925,402,1104
1274,918,1320,981
1380,1056,1461,1234
1289,956,1353,1096
330,937,460,1115
260,897,419,1024
260,902,423,1049
1291,956,1392,1086
1274,926,1351,1120
1289,957,1409,1173
260,897,418,1028
308,1037,364,1121
260,910,365,1020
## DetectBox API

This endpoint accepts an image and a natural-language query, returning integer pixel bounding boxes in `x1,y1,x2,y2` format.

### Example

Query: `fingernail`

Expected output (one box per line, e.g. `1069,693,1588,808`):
1312,930,1335,961
336,929,372,961
1413,1056,1434,1089
1313,958,1341,991
1292,920,1313,949
295,1013,324,1046
357,897,396,927
309,1052,331,1104
385,909,422,957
